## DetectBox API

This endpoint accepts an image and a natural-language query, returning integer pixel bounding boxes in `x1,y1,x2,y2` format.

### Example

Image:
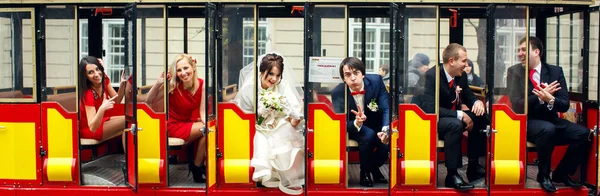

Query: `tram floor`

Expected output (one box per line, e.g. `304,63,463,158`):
348,163,390,188
81,154,126,186
168,163,205,187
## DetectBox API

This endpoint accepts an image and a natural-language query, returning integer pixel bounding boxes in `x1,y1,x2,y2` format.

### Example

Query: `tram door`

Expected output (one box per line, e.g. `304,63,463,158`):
304,3,350,193
590,7,599,193
0,7,41,186
393,4,439,193
123,3,140,192
134,5,168,188
533,6,599,192
487,5,529,193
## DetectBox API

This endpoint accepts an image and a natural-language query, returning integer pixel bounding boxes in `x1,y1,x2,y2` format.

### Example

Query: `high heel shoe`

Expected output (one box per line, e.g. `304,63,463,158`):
188,162,206,183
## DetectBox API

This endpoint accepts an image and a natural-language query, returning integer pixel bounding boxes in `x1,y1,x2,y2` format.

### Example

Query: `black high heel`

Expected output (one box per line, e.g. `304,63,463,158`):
188,162,206,183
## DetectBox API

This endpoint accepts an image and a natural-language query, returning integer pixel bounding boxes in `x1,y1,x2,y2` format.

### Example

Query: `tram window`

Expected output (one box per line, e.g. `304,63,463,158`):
242,18,267,66
79,19,126,88
589,11,599,101
45,6,77,112
348,18,389,73
186,18,205,82
546,13,583,93
0,11,35,101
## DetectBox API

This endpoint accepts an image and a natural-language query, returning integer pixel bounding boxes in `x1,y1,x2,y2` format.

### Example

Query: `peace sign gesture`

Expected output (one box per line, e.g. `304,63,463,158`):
351,105,367,127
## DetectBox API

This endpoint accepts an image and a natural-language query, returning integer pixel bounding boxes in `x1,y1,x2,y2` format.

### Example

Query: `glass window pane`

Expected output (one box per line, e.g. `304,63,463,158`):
0,11,35,101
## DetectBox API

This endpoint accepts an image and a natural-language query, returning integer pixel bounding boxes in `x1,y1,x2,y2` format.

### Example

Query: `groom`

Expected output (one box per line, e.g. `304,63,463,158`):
332,57,390,187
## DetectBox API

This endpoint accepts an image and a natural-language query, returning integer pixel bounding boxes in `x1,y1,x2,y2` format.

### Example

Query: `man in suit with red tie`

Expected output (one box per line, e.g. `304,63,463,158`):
332,57,390,187
421,43,488,190
507,37,590,192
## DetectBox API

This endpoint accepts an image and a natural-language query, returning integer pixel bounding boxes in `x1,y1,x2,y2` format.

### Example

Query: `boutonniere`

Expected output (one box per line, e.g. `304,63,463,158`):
455,86,462,94
367,98,378,112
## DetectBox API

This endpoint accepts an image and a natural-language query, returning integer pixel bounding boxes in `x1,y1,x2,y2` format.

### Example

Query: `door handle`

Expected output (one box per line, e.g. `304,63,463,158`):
481,125,497,137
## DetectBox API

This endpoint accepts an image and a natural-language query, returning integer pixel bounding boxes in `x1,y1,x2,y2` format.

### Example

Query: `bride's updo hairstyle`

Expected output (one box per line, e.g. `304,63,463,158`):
259,53,284,84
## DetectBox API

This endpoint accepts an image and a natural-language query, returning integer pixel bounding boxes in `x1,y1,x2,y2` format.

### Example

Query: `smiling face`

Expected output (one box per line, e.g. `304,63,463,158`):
261,66,281,89
85,64,103,86
517,41,540,69
175,59,195,84
449,50,468,77
342,65,365,92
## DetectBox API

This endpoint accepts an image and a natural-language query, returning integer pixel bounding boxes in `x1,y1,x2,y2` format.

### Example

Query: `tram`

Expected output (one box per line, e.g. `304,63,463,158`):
0,0,598,195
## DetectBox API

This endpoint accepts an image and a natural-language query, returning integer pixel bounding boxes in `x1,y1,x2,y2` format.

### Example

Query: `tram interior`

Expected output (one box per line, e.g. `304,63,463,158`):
0,1,598,193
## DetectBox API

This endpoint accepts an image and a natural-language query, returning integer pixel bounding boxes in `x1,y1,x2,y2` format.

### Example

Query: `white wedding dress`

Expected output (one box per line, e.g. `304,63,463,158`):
233,53,305,195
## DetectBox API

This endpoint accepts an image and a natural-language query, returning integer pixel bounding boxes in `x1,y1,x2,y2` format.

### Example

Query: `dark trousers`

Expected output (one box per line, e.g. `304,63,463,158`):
438,112,488,169
527,118,590,178
349,125,389,173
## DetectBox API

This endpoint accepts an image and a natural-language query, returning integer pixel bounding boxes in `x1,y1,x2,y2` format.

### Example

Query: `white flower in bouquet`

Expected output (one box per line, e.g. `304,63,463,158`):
257,90,290,130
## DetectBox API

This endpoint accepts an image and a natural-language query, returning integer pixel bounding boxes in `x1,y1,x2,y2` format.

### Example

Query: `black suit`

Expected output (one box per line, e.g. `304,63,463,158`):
332,74,390,173
507,63,589,178
422,66,488,169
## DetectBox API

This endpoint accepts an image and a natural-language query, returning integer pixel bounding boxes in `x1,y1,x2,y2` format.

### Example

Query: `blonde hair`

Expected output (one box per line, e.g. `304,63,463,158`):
442,43,467,64
168,53,199,94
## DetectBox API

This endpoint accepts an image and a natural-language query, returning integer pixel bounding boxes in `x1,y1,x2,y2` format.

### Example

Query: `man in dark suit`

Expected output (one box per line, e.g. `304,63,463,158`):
421,43,487,190
332,57,390,187
506,37,589,192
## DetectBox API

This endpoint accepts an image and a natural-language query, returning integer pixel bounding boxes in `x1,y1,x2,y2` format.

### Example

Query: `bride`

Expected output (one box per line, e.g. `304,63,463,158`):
233,53,305,195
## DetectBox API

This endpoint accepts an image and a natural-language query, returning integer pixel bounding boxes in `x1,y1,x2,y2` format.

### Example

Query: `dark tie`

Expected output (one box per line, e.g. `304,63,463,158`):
529,69,539,90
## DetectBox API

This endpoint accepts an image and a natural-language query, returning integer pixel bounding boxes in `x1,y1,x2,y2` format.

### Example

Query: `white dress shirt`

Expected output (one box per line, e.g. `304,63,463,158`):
351,85,365,131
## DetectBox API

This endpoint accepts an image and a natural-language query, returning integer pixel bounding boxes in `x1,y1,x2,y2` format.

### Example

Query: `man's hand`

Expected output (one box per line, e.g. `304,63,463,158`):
377,132,389,145
462,113,473,131
532,88,555,103
471,101,485,116
351,105,367,127
541,81,561,95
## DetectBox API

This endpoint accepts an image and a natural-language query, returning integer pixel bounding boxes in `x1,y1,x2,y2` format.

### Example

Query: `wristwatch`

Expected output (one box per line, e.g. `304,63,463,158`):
548,98,555,105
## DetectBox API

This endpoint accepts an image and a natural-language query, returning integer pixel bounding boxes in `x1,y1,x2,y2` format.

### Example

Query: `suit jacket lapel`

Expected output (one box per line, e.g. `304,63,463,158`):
347,86,357,116
363,77,373,108
540,63,550,84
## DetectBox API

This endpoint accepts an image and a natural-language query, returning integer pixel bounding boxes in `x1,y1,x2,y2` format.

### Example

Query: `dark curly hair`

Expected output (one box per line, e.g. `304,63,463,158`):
259,53,284,83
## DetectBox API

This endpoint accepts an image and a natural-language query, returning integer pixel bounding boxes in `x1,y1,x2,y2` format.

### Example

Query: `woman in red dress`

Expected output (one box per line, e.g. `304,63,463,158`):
78,56,127,144
146,54,206,183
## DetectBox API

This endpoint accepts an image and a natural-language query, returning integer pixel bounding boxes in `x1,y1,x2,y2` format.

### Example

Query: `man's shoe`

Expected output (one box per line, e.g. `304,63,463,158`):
536,176,557,192
359,171,374,187
371,168,388,183
445,174,474,191
466,164,486,182
552,173,582,188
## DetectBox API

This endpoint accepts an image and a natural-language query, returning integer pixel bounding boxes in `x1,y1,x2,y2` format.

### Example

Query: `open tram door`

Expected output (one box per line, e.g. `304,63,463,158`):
527,4,599,195
589,5,600,195
123,3,139,193
485,4,529,194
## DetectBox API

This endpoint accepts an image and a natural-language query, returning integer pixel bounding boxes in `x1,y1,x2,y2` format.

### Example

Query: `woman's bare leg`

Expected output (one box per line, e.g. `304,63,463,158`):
189,122,206,167
102,116,126,151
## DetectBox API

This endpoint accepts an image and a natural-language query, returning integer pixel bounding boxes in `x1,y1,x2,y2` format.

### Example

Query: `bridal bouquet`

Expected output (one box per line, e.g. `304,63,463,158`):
257,89,291,130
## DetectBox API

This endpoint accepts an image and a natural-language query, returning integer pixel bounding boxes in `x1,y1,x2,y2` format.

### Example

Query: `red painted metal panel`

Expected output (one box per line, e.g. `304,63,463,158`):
216,103,255,188
41,102,79,185
0,104,42,186
397,104,436,189
306,103,347,191
490,104,526,189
